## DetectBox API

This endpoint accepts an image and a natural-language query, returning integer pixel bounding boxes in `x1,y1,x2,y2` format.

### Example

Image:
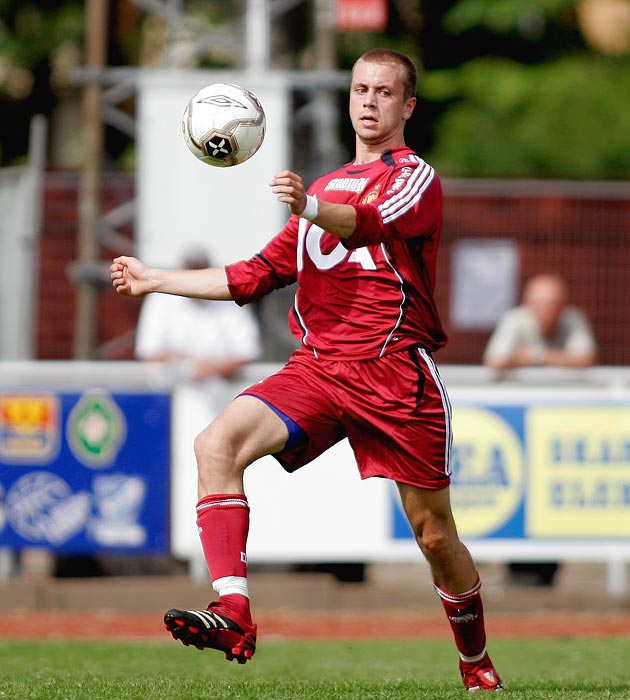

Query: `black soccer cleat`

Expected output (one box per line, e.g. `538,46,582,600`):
164,602,257,664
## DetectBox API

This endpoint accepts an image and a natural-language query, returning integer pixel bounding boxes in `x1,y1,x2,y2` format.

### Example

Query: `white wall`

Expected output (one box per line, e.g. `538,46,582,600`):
0,117,45,359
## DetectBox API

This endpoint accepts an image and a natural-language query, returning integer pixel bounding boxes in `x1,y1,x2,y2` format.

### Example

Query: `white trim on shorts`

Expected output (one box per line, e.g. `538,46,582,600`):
417,348,453,478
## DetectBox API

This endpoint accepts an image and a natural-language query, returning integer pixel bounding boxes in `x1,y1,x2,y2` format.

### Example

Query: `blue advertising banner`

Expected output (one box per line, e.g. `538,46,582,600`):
392,403,630,542
0,389,170,553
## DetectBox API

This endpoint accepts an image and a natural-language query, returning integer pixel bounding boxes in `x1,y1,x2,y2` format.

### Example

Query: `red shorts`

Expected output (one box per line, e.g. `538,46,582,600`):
241,346,452,490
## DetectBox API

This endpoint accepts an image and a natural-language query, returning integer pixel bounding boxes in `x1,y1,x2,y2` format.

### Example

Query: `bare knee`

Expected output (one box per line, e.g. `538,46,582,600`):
194,420,244,495
398,483,461,563
397,484,478,591
194,421,233,465
415,525,457,563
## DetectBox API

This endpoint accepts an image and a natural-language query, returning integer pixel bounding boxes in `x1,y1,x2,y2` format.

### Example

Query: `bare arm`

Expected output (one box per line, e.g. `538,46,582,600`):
270,170,357,239
110,255,232,300
540,347,597,368
485,346,597,370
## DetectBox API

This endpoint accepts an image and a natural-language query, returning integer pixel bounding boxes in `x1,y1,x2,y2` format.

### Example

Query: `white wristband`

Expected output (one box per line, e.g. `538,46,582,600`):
300,194,319,221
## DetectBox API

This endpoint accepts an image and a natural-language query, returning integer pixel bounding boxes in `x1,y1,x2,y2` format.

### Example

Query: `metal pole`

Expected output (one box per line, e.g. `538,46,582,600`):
314,0,340,173
24,114,47,360
245,0,270,72
74,0,108,359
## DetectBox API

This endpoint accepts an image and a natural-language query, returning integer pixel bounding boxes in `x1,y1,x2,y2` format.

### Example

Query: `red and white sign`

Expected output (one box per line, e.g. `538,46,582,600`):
335,0,388,32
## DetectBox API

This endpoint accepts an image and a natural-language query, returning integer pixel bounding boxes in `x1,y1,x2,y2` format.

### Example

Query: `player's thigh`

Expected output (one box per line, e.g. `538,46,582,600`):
196,394,290,469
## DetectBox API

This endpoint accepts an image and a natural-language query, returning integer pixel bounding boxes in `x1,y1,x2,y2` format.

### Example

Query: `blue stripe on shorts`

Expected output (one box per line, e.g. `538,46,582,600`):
242,394,307,450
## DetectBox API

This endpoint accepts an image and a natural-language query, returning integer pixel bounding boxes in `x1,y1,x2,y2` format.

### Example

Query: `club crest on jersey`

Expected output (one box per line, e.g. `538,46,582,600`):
324,177,369,193
362,184,380,204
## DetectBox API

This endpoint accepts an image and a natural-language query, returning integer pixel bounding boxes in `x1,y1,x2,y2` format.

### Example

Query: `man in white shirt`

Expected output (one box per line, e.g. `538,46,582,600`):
483,273,597,370
135,249,262,409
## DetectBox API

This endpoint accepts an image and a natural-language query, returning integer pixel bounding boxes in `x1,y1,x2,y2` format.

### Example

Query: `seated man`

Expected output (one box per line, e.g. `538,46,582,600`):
483,273,597,371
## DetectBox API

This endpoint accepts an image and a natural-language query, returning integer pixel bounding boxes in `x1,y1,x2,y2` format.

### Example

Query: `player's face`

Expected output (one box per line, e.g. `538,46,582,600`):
349,60,416,155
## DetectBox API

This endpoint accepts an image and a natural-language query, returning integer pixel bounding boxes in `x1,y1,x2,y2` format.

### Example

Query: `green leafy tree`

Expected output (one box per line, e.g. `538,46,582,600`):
421,55,630,178
416,0,630,178
443,0,575,38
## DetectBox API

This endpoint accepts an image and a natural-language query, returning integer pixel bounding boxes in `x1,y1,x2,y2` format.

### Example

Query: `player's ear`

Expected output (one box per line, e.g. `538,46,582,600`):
403,96,416,121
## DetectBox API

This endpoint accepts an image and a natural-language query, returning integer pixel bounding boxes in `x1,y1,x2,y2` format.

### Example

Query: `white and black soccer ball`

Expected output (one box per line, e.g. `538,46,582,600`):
182,83,266,167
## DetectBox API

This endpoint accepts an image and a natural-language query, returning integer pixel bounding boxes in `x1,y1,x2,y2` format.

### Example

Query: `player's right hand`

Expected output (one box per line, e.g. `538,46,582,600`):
269,170,307,217
110,256,152,297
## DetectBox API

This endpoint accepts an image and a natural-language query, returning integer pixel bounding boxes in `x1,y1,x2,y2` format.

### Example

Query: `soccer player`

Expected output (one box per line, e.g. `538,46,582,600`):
110,48,503,691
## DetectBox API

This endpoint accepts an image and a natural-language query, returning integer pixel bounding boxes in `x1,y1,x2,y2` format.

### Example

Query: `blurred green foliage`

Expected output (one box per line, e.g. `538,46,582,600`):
443,0,575,38
422,55,630,179
0,1,84,164
0,2,83,98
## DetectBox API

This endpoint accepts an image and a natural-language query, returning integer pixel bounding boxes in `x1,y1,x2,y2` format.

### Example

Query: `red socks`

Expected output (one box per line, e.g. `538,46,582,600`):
434,577,487,661
196,494,251,624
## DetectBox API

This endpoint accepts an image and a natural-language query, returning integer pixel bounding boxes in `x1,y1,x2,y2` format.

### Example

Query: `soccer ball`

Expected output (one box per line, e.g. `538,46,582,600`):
182,83,266,167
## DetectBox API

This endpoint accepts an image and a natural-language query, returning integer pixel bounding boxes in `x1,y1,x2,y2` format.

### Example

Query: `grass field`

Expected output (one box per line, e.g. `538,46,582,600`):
0,637,628,699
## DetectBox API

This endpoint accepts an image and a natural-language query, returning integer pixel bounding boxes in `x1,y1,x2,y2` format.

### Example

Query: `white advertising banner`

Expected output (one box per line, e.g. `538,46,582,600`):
169,366,630,597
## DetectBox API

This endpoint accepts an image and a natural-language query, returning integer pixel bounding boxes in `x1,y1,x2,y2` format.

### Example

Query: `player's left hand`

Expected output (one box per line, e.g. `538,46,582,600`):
270,170,307,217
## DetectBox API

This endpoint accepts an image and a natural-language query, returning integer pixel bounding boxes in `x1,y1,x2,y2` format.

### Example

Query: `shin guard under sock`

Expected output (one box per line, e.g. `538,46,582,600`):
434,577,488,661
196,494,251,624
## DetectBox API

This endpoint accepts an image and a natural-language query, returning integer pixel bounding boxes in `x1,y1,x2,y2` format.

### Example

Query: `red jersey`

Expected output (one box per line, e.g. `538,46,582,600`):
226,146,447,360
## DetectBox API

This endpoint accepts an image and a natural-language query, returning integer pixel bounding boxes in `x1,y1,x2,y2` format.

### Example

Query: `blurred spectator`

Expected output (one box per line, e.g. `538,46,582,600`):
135,248,262,411
483,273,597,371
483,273,598,586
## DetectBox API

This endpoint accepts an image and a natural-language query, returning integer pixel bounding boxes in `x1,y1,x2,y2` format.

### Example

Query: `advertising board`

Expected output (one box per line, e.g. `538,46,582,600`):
0,389,170,553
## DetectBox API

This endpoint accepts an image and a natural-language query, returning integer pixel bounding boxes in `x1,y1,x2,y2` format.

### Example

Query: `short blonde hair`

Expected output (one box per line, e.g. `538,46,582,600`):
353,48,418,100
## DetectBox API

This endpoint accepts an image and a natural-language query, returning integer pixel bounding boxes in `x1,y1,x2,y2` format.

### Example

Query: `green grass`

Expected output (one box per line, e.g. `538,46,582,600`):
0,637,628,699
